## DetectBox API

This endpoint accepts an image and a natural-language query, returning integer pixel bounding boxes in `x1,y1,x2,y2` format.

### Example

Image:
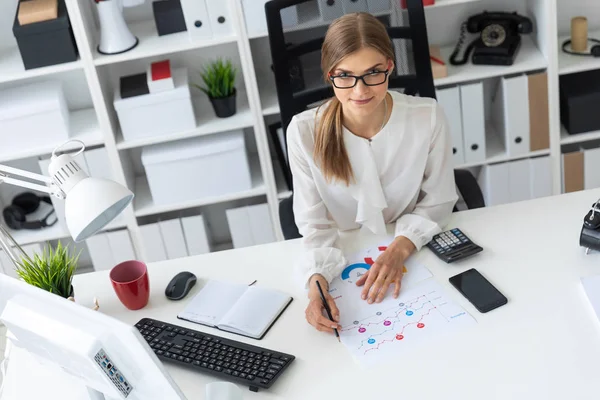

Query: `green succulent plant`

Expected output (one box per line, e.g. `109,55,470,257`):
194,58,237,99
15,241,80,299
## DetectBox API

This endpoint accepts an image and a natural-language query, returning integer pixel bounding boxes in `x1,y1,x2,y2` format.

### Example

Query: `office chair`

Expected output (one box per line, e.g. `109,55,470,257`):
265,0,485,240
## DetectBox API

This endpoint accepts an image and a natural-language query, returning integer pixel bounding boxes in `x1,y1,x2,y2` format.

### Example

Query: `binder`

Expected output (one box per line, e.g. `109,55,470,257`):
159,218,189,260
367,0,391,13
508,159,531,203
529,156,553,199
139,223,167,263
0,250,13,278
460,82,486,164
436,86,465,166
181,215,211,256
86,233,115,271
106,230,136,265
205,0,234,37
343,0,368,13
528,72,550,151
477,163,509,206
226,206,254,248
247,204,276,245
179,0,213,40
562,151,584,193
493,74,530,157
317,0,343,21
583,146,600,190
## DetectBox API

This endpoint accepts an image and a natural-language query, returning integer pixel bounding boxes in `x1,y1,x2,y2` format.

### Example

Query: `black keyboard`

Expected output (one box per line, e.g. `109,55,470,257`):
135,317,295,392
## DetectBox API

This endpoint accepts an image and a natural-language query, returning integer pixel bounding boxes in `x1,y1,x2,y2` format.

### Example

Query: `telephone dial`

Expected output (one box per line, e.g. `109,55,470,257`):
450,11,533,66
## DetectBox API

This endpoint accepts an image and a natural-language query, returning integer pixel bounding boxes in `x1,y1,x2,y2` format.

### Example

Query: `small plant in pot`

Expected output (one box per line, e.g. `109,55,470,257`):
195,58,237,118
15,241,80,300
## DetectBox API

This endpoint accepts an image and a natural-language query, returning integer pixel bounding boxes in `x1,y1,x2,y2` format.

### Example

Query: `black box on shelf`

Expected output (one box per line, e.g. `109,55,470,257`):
120,73,150,99
12,0,78,70
152,0,187,36
560,69,600,135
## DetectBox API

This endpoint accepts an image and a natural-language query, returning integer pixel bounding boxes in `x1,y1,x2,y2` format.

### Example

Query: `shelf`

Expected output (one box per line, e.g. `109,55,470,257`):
7,223,69,247
248,10,392,40
456,124,551,169
435,35,547,87
273,158,292,199
417,0,481,8
116,94,254,150
133,155,266,217
558,30,600,76
0,108,103,163
94,20,237,66
261,83,280,116
560,125,600,145
0,47,82,85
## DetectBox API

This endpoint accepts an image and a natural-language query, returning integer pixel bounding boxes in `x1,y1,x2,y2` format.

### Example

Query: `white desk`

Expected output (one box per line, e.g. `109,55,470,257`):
5,189,600,399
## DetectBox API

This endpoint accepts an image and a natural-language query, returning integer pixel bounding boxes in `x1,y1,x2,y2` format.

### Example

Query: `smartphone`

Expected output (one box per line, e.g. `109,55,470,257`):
449,268,507,313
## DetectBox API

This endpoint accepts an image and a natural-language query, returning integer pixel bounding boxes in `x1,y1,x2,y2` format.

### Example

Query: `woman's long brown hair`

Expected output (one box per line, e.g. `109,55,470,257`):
314,12,394,185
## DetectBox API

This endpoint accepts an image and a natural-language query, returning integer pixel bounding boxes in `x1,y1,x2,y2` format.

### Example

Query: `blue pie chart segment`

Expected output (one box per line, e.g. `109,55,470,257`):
341,263,371,280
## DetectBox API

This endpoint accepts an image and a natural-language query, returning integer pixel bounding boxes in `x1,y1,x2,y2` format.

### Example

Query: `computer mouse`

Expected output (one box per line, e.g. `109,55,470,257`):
165,271,197,300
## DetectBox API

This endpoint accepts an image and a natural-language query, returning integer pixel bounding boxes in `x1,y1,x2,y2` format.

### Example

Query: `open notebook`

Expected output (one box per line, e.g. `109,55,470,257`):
177,280,293,340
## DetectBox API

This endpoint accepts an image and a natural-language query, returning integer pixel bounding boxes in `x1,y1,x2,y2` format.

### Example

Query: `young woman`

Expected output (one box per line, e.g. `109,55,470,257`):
287,12,458,334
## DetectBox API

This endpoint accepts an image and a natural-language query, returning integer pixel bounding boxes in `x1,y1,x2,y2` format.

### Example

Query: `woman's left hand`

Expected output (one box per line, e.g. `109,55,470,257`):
356,236,416,304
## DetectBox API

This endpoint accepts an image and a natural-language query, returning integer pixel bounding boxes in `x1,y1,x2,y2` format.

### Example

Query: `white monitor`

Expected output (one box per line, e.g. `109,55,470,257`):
0,273,187,400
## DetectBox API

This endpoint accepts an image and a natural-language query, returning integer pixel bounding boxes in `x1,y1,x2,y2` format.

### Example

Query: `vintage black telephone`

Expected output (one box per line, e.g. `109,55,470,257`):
450,11,533,66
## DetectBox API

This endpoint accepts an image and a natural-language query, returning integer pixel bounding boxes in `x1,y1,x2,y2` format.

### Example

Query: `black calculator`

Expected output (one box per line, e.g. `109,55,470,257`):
427,228,483,263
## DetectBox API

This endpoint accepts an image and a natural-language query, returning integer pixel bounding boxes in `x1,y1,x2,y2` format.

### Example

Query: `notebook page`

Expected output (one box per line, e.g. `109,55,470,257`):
178,280,247,326
217,286,291,338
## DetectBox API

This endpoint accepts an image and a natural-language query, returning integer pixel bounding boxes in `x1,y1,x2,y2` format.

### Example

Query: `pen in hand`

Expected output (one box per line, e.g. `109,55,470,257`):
315,280,340,342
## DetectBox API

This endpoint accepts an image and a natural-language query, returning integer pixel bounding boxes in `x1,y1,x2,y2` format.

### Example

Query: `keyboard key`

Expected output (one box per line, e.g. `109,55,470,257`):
270,364,282,371
240,373,247,379
184,358,192,363
170,349,182,355
177,356,184,361
261,379,269,384
215,366,222,372
267,369,278,375
266,374,274,379
193,361,201,367
224,369,232,375
247,374,255,381
270,358,285,366
232,371,239,377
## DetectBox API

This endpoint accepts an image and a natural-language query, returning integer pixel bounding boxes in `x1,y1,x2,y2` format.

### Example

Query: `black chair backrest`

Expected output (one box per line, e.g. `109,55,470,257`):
265,0,435,186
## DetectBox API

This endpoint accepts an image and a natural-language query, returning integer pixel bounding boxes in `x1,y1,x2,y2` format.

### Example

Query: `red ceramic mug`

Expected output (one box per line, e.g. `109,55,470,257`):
110,260,150,310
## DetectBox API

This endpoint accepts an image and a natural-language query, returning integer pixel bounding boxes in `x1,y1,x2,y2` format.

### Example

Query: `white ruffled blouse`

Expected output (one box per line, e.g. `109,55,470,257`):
287,90,459,287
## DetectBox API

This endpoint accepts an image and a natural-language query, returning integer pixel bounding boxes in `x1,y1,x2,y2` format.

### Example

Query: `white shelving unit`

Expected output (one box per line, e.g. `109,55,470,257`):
0,0,596,271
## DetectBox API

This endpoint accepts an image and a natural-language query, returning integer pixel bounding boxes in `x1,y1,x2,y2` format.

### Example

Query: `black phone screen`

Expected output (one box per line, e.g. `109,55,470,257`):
449,268,507,313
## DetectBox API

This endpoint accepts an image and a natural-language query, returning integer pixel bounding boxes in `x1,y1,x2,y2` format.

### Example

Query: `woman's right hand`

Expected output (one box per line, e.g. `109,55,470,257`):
305,274,342,333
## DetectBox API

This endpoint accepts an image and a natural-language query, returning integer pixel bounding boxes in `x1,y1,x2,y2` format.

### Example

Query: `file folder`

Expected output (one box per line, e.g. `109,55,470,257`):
528,72,550,151
583,147,600,190
460,82,486,164
478,163,509,206
508,159,531,203
226,206,254,248
159,218,189,260
205,0,234,37
247,204,276,245
529,156,553,199
493,74,530,157
562,151,584,193
140,223,168,262
343,0,368,13
86,233,115,271
180,0,213,40
436,86,465,166
367,0,391,13
181,215,211,256
317,0,343,21
106,230,136,265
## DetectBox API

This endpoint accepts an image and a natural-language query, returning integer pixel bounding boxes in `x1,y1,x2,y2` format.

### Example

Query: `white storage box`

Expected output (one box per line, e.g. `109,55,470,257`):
0,80,69,153
114,68,196,142
141,130,252,205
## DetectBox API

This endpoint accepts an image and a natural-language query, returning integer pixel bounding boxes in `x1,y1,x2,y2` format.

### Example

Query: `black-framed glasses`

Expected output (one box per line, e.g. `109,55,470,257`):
328,69,390,89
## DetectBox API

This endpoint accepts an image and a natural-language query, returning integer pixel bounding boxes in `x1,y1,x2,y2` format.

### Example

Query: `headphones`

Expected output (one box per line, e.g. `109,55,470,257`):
562,38,600,57
3,192,57,230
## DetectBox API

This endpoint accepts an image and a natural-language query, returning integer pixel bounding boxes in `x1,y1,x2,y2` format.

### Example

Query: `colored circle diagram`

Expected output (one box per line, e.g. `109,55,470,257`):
341,263,371,280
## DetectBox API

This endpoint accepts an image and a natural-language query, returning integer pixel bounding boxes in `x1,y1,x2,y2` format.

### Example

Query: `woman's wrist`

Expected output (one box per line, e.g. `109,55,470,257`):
390,236,416,261
307,273,328,297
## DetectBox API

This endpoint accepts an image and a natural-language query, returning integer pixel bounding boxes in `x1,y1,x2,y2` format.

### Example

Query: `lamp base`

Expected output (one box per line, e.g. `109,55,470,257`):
97,37,139,56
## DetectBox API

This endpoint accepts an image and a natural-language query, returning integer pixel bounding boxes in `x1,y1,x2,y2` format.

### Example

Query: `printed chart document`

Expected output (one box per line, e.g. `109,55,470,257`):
178,280,293,340
329,240,476,365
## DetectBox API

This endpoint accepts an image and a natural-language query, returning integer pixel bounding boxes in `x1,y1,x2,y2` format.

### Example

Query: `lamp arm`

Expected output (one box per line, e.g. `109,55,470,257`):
0,164,65,199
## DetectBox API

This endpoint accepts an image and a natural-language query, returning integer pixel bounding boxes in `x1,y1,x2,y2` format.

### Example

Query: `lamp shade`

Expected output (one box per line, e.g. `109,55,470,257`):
65,177,134,242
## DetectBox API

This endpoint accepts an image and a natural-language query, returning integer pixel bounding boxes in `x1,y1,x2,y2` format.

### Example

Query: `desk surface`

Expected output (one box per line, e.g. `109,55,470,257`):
6,189,600,399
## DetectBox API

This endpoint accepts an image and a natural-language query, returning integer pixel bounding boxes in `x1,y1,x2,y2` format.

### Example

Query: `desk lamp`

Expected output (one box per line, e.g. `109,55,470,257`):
0,139,134,268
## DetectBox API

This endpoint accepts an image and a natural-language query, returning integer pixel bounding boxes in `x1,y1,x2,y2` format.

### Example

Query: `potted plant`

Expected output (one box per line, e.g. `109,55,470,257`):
195,58,237,118
15,241,80,300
